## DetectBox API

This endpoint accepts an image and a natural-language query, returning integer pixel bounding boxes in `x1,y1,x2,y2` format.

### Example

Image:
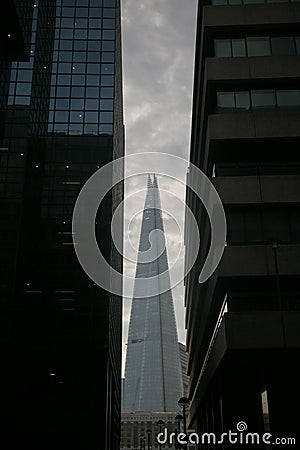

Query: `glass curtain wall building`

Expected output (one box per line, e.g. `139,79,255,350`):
0,1,124,449
123,175,183,412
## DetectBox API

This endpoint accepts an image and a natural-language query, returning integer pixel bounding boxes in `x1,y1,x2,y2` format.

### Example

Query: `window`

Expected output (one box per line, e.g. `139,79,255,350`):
247,37,270,56
214,39,231,57
217,89,300,111
232,39,246,57
217,92,235,108
276,90,300,106
251,90,276,108
235,91,250,109
271,37,295,55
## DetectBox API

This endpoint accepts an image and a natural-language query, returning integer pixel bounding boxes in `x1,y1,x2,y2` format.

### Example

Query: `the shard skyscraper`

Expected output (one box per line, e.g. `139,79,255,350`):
123,174,183,412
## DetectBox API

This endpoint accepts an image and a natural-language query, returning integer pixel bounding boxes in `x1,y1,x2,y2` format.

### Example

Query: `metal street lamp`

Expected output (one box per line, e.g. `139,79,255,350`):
146,428,152,450
157,420,165,450
174,414,183,449
178,397,190,450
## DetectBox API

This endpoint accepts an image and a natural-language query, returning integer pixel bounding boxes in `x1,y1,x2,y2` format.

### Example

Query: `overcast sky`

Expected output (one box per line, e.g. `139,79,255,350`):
121,0,198,376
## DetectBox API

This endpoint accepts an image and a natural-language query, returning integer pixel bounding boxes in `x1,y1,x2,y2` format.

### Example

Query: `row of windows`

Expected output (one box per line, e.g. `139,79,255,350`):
57,6,115,18
56,0,115,6
53,30,115,47
212,0,300,5
215,36,300,58
47,123,113,135
50,62,115,74
56,18,115,35
217,89,300,110
48,110,113,122
227,208,300,245
57,10,116,28
50,98,113,110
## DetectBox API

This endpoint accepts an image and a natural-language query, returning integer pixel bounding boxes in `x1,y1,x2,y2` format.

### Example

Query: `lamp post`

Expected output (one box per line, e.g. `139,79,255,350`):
174,414,183,449
140,434,145,450
178,397,190,450
157,420,165,450
146,428,152,450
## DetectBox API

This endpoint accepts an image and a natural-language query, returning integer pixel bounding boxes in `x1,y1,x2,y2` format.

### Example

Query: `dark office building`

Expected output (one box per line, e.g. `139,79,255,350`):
185,0,300,447
0,1,124,449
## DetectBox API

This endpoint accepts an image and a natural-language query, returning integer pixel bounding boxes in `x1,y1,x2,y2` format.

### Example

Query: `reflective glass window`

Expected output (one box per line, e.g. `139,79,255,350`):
70,111,83,122
75,29,87,39
86,87,99,97
85,124,98,134
87,52,101,62
74,18,88,27
56,99,69,109
16,84,31,95
85,99,99,109
75,7,88,17
101,75,114,86
103,30,115,40
87,64,100,74
61,29,73,39
74,40,87,51
89,29,101,39
232,39,246,57
212,0,227,4
235,91,250,109
101,87,114,98
103,19,115,29
90,8,102,17
85,112,98,122
247,37,271,56
296,37,300,54
55,111,69,122
71,86,85,97
57,86,70,97
276,90,300,106
71,98,84,109
102,41,115,51
72,74,85,84
100,112,113,122
88,41,101,51
57,75,71,85
217,92,235,108
73,52,86,62
214,39,231,57
100,99,113,110
90,18,101,28
101,64,114,74
59,51,72,61
271,37,295,55
251,90,276,108
102,53,114,63
103,8,116,18
87,75,100,85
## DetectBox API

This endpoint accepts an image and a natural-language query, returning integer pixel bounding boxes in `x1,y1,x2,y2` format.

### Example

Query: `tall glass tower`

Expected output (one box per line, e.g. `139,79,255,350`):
0,1,123,449
123,175,183,412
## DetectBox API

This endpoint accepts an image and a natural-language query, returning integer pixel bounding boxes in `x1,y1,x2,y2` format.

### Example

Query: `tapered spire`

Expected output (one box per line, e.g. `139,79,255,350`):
123,175,183,412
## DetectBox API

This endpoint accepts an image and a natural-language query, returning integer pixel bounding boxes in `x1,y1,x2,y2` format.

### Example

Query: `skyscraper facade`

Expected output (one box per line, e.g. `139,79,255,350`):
0,1,124,449
123,175,183,412
185,0,300,442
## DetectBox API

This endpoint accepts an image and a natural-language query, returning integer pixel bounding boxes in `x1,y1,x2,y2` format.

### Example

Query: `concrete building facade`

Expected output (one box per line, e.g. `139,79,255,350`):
184,0,300,447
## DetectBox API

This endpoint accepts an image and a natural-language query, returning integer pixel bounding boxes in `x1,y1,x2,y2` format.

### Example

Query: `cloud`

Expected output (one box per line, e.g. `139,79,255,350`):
121,0,197,375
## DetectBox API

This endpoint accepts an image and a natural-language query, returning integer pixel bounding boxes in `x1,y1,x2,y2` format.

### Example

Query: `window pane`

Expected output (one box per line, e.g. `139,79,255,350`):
214,39,231,57
276,90,300,107
296,37,300,55
251,90,276,108
217,92,235,108
232,39,246,57
271,37,295,56
247,37,270,56
235,91,250,109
